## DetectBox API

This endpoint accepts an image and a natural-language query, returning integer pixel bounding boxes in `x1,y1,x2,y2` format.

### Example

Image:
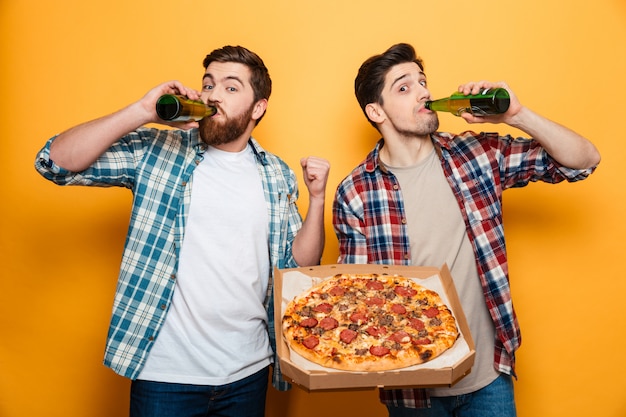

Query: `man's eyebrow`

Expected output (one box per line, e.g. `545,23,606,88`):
389,71,426,89
202,73,245,86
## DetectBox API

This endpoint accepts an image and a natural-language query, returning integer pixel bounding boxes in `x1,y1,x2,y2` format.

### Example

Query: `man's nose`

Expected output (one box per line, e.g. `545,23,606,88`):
202,89,220,104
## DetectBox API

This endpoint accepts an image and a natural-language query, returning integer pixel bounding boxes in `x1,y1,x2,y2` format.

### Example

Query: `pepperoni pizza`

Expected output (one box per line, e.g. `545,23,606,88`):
282,273,459,372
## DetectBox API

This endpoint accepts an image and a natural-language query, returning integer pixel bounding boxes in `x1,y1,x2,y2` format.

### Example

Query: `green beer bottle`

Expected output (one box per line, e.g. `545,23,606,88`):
155,94,217,121
425,88,510,116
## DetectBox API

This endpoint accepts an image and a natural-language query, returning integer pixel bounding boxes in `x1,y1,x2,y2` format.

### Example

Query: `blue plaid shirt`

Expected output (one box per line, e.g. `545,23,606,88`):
333,131,597,407
35,127,298,390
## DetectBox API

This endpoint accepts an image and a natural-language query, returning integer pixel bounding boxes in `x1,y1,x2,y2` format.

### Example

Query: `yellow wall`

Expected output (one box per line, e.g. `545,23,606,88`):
1,0,625,416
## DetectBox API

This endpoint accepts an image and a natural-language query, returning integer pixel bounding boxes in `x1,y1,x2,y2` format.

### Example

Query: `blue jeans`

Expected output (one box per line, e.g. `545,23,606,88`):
386,374,516,417
130,366,269,417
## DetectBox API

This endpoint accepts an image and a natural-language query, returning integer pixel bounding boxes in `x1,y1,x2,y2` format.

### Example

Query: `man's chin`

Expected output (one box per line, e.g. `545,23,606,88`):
199,120,245,146
199,104,254,146
424,114,439,134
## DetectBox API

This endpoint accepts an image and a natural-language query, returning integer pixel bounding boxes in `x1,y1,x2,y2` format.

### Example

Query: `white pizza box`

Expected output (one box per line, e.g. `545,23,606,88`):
273,263,475,391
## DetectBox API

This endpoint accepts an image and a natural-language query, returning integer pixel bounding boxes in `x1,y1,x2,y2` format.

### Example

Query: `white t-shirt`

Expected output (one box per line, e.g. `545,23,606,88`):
386,149,499,396
138,144,272,385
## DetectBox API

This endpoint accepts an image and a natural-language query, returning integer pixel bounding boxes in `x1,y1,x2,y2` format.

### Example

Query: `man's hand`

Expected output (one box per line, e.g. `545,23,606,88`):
293,156,330,266
300,156,330,200
456,80,521,125
142,80,203,130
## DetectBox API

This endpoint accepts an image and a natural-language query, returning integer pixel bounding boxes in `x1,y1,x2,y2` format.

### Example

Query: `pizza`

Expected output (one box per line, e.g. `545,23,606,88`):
282,273,459,372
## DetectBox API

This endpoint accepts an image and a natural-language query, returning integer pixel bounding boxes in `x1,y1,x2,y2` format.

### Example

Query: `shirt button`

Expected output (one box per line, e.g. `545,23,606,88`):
160,304,167,310
401,218,407,224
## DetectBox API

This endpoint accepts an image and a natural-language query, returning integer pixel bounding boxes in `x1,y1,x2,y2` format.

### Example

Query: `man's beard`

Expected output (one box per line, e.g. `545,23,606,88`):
199,104,255,146
395,112,439,138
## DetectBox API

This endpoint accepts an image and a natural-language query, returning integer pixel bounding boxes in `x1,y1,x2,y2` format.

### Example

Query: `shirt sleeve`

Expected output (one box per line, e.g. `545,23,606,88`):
283,170,302,268
496,133,597,189
33,128,160,189
332,178,369,264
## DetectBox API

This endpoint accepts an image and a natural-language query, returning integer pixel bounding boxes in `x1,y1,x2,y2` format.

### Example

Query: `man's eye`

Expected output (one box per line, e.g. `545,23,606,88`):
202,85,214,91
227,87,237,92
419,80,427,87
399,86,408,92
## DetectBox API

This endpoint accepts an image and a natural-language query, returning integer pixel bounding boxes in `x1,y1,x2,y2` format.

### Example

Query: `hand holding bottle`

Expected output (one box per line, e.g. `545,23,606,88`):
454,81,521,125
138,81,206,129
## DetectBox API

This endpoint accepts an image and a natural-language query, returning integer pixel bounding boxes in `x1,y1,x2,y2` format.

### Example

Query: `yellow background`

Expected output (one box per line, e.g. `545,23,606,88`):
1,0,625,416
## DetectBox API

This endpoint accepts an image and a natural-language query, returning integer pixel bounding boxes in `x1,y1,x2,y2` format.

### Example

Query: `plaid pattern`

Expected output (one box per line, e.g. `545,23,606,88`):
333,131,596,407
35,128,299,390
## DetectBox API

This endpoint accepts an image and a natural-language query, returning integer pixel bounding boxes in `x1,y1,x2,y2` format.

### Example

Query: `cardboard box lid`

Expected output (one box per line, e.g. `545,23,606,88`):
274,264,475,391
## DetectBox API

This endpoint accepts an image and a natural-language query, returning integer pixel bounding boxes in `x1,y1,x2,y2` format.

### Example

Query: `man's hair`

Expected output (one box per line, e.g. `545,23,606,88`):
354,43,425,128
203,45,272,123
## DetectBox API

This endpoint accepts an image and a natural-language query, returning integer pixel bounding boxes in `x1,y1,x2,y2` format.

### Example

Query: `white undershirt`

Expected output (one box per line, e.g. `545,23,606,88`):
386,149,499,396
138,144,272,385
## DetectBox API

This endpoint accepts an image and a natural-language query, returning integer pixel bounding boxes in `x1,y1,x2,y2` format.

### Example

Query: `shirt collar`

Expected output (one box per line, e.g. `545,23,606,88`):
247,137,268,165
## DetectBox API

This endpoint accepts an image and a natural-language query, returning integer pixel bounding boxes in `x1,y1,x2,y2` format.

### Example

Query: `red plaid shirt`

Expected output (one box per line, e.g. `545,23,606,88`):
332,131,596,407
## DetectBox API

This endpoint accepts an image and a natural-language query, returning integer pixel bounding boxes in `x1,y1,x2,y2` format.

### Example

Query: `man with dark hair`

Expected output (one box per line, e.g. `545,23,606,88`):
35,45,330,417
333,43,599,416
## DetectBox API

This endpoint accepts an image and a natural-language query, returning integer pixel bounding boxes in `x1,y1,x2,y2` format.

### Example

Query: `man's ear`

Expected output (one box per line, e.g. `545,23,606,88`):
365,102,385,124
252,99,268,121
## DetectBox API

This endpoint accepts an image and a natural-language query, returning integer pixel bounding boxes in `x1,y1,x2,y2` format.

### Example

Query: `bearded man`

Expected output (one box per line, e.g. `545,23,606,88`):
35,45,330,417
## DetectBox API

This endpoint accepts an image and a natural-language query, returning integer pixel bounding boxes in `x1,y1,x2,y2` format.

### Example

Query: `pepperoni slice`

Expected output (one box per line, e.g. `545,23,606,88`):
340,328,358,344
350,312,368,324
409,318,425,330
329,285,346,297
366,280,384,290
365,296,384,306
391,304,407,314
412,337,432,345
388,330,411,344
299,317,318,328
369,345,390,357
313,303,333,313
394,285,417,297
303,336,319,349
319,317,339,330
365,326,387,337
423,307,440,318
